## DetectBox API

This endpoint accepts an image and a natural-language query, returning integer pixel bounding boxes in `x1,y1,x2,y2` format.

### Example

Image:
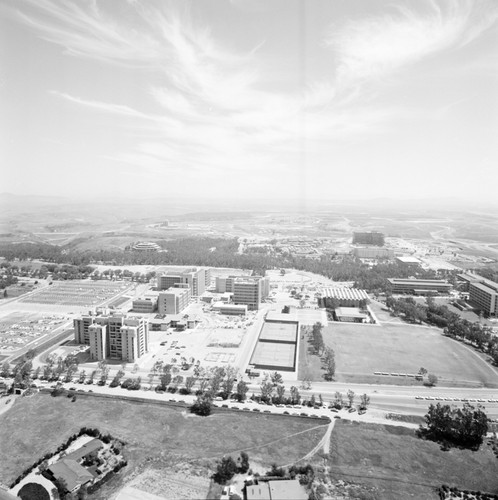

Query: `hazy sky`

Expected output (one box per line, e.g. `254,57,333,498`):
1,0,497,205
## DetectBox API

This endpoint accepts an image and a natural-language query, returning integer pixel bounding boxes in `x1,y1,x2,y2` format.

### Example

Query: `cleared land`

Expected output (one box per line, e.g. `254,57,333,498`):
0,393,327,498
322,420,498,500
323,323,498,387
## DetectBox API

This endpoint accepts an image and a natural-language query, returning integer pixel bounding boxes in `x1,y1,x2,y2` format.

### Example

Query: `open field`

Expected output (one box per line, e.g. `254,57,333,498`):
0,393,327,497
321,420,498,500
304,322,498,388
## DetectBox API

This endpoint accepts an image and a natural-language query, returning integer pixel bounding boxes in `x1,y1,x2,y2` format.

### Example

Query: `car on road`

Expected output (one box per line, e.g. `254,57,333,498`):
293,405,302,409
435,397,443,401
348,408,356,413
334,415,341,419
69,387,76,391
425,397,435,400
478,399,485,402
330,408,338,413
415,396,423,400
358,409,366,415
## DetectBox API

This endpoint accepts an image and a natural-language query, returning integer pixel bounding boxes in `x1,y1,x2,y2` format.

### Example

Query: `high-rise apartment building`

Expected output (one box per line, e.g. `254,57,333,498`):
75,312,148,362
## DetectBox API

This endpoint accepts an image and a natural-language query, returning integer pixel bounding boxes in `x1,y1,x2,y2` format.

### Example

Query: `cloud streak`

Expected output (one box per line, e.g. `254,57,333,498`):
325,0,498,87
11,0,498,192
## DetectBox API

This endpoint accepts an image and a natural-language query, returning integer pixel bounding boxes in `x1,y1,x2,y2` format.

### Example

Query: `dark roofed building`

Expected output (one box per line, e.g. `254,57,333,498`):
48,459,95,492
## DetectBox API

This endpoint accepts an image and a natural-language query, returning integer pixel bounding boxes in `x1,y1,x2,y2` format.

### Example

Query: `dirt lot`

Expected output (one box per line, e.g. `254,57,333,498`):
323,323,498,387
321,420,498,500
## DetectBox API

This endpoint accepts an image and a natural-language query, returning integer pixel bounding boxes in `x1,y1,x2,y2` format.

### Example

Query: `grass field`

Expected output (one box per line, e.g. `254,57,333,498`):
319,323,498,388
321,420,498,500
0,394,327,498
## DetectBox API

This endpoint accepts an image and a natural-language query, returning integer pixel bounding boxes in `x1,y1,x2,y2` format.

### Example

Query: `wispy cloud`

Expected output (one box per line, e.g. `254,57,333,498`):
325,0,498,88
11,0,498,190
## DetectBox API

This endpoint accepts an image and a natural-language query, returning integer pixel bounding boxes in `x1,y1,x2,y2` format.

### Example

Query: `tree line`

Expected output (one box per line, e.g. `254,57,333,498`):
0,240,459,293
385,296,498,365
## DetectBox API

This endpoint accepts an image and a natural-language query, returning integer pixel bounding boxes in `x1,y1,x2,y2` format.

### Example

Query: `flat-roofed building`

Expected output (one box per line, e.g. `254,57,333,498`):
469,281,498,316
387,278,452,295
76,312,148,362
245,479,307,500
232,276,269,310
352,231,384,246
335,307,368,323
319,288,369,308
132,292,158,313
158,288,191,315
353,247,394,259
74,315,95,344
215,304,248,316
396,256,422,267
158,267,210,296
88,323,107,361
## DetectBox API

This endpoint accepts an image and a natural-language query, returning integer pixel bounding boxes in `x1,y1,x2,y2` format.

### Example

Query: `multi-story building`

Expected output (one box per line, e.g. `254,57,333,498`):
387,278,452,295
353,247,394,259
352,231,385,246
74,315,96,344
458,273,498,316
75,312,148,362
158,288,191,315
233,276,269,310
132,292,158,313
158,267,210,296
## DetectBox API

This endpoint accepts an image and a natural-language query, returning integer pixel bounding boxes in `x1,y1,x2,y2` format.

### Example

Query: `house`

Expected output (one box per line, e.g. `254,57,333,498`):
47,459,96,493
47,439,103,493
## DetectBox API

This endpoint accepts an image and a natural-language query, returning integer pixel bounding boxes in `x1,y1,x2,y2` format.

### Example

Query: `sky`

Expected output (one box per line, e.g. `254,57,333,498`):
1,0,497,206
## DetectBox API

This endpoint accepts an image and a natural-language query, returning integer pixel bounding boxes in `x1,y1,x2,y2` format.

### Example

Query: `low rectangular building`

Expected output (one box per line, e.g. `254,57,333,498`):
319,288,369,308
132,292,158,313
335,307,368,323
387,278,452,295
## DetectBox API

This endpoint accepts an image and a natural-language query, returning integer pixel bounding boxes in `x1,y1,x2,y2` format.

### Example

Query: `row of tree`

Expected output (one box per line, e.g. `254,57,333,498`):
385,296,498,365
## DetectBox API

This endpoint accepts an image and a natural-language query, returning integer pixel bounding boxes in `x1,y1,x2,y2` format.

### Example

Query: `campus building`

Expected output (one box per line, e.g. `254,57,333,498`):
132,241,161,252
233,276,270,310
158,267,210,296
353,247,394,259
318,287,369,308
458,273,498,316
352,231,385,246
75,312,149,362
396,256,422,268
132,292,159,313
387,278,452,295
157,287,191,315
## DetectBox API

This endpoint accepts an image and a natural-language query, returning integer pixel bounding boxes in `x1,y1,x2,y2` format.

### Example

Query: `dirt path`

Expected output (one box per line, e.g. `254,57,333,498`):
282,419,335,467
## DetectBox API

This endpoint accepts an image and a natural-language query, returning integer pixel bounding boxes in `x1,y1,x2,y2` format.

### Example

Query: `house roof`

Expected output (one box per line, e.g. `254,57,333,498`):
65,439,103,462
49,459,94,492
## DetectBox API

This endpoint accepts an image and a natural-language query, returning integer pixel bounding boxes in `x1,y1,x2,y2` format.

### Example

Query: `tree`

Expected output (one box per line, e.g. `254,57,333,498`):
213,456,238,484
185,376,197,393
236,380,249,402
346,389,355,408
190,394,213,416
221,366,238,397
270,371,283,386
333,391,344,409
260,380,274,402
238,451,250,474
1,362,10,378
426,374,438,387
275,384,286,404
419,403,488,450
359,393,370,410
209,367,225,396
418,367,428,377
323,347,335,381
290,386,300,404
